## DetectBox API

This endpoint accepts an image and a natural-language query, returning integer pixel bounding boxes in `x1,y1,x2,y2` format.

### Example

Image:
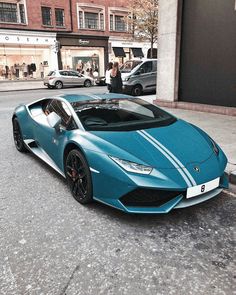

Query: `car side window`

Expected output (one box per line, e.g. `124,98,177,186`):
139,62,153,74
60,71,68,76
46,99,77,130
152,61,157,71
69,71,79,77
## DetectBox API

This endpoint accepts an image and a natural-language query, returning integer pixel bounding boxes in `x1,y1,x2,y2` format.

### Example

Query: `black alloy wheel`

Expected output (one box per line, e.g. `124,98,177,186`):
65,149,93,204
12,118,28,153
84,79,92,87
55,81,63,89
132,85,142,96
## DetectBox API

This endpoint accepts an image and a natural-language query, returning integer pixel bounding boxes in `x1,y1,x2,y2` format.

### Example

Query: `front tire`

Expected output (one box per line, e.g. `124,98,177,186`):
54,81,63,89
12,117,28,153
65,149,93,204
132,85,142,96
84,79,92,87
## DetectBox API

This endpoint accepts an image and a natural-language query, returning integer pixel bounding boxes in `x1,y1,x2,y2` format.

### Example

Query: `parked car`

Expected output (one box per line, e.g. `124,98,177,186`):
12,93,228,214
121,59,157,96
95,76,106,86
44,70,93,89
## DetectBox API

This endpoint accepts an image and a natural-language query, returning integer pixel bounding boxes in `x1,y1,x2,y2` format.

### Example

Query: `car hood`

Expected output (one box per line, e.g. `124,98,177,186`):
90,119,214,169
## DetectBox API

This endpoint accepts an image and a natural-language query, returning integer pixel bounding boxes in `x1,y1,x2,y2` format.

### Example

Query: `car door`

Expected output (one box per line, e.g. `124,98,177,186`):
68,71,84,86
138,61,156,92
35,99,77,168
59,71,71,86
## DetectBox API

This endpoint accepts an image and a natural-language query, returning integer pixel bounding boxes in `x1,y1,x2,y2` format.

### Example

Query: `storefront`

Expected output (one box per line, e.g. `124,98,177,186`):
109,37,153,64
0,30,58,80
57,34,109,77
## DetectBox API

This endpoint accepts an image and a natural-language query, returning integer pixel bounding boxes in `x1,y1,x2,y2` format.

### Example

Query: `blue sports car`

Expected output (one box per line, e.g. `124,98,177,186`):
12,93,228,213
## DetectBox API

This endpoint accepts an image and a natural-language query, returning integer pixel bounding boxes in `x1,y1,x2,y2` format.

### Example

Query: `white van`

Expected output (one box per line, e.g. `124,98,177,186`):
120,59,157,96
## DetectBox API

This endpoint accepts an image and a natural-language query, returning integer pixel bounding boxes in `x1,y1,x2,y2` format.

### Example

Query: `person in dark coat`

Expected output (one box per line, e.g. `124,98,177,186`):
110,62,123,93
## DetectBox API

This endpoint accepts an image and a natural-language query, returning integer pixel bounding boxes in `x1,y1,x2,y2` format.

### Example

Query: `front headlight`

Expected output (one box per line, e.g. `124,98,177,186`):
109,156,152,175
123,76,130,82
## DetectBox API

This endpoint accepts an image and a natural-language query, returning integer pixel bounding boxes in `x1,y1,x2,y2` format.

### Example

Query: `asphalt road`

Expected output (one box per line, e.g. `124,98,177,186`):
0,88,235,295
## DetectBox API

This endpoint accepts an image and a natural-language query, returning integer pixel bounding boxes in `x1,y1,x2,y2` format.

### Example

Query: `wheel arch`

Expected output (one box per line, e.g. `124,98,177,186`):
132,84,143,96
63,142,87,172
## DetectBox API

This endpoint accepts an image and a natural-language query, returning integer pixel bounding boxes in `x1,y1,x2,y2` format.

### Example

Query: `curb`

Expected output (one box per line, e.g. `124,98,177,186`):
229,170,236,185
0,88,44,93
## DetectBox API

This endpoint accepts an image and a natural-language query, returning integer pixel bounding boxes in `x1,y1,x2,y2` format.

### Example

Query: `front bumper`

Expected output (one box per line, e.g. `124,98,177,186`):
94,173,228,214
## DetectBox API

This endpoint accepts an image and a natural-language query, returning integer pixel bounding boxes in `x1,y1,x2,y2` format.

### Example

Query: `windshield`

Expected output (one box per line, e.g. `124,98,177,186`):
71,98,176,131
120,60,142,73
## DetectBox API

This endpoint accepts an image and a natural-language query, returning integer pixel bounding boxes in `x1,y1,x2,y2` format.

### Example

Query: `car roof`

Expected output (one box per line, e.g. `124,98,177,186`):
58,93,134,103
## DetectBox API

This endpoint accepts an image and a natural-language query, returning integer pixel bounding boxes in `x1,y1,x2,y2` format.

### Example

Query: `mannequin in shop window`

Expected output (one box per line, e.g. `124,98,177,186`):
22,63,28,79
39,63,44,79
15,64,20,79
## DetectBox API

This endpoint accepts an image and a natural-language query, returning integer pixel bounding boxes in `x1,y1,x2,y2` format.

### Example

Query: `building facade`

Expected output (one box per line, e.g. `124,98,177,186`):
157,0,236,108
0,0,154,80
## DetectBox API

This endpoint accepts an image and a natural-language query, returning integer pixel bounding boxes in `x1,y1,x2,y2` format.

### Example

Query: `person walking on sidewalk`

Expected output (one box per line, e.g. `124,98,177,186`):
110,62,123,93
105,62,113,92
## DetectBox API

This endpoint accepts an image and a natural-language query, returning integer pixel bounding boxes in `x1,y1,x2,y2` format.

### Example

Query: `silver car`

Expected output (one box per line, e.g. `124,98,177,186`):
44,70,94,89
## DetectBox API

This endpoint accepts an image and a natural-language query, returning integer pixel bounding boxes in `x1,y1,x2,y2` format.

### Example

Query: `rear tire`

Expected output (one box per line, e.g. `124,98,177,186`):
55,81,63,89
132,85,142,96
65,149,93,204
84,79,92,87
12,117,28,153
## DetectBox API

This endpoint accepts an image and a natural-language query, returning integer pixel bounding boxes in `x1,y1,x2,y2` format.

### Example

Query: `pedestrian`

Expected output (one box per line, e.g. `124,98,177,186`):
105,62,113,92
110,62,123,93
39,62,44,79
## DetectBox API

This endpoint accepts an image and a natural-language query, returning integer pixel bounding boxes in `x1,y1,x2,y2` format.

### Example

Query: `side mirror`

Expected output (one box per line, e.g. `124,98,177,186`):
47,112,61,130
135,70,141,75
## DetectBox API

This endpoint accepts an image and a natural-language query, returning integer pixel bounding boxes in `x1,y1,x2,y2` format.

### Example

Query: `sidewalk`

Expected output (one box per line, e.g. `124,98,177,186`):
0,79,43,92
0,80,235,184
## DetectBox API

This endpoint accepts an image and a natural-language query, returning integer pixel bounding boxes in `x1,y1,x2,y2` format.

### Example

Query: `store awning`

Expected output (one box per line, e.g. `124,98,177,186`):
131,48,144,57
112,47,126,57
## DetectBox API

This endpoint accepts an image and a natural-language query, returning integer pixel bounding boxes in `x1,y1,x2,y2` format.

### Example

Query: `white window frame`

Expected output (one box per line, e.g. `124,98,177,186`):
77,3,105,31
0,0,27,25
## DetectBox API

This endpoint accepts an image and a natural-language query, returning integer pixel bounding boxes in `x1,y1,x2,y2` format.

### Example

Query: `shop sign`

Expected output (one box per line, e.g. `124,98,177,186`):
78,39,90,46
0,34,56,45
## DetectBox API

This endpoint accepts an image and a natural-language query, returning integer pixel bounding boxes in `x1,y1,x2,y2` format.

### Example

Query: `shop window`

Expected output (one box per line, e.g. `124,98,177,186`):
77,4,105,31
41,7,52,26
55,8,65,27
0,2,26,24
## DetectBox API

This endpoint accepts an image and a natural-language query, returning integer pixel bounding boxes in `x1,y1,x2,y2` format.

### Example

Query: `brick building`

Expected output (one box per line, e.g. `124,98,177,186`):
0,0,152,79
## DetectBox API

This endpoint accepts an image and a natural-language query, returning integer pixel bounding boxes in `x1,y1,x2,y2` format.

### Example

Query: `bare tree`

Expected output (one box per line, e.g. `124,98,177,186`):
127,0,158,58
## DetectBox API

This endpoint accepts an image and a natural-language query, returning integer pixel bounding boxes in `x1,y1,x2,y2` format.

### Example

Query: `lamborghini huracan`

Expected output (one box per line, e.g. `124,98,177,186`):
12,93,228,213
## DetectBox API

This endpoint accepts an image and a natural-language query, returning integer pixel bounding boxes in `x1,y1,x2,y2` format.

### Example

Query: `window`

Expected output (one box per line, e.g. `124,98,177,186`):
55,8,64,27
139,61,153,74
115,15,126,31
41,7,52,26
77,5,105,30
19,4,26,24
84,12,98,29
46,100,77,130
72,98,176,132
0,2,26,24
109,12,128,32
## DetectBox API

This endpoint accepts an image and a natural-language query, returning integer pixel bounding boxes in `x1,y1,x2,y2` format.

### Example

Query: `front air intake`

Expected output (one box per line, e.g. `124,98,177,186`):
120,189,186,207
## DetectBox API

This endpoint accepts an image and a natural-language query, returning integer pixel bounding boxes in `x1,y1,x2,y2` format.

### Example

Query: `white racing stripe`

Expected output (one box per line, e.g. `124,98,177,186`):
138,130,197,187
141,130,197,186
137,131,193,187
